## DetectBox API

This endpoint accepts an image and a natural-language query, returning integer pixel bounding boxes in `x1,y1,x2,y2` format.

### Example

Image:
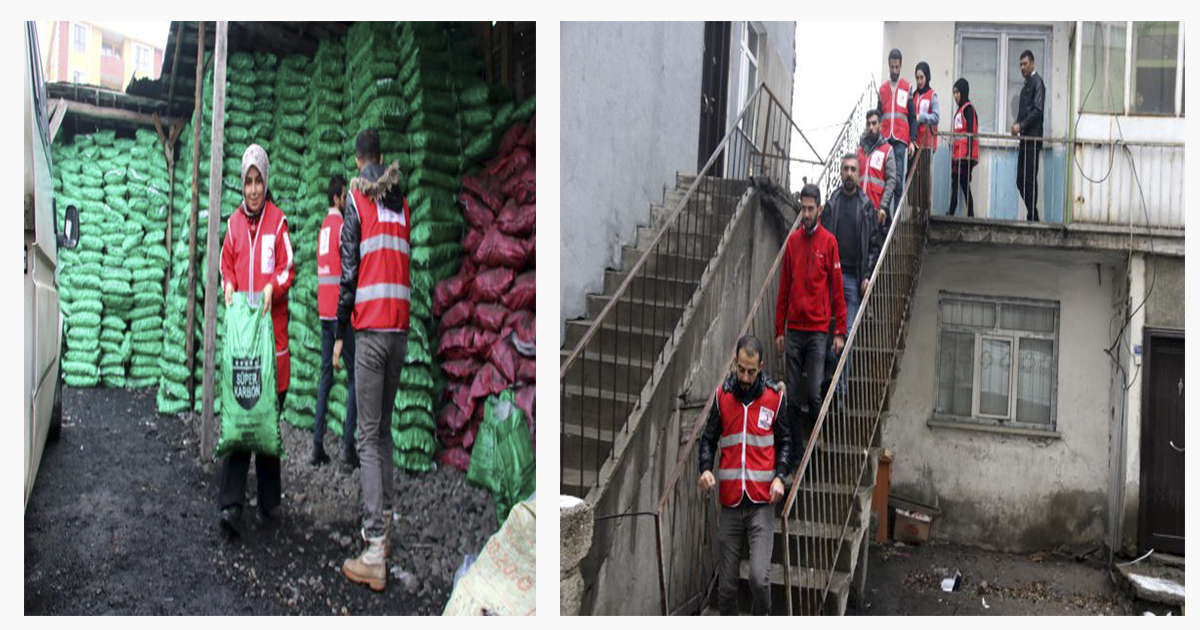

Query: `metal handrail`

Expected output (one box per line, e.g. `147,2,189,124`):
651,80,878,615
561,83,824,501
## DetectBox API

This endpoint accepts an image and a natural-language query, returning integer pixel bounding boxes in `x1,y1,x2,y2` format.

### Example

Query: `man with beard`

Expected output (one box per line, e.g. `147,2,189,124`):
1012,49,1045,221
877,47,917,217
698,335,793,615
821,154,881,400
774,184,847,453
857,109,897,225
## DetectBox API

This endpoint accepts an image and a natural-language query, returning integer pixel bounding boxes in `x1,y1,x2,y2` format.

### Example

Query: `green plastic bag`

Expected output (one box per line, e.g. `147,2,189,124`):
214,293,282,459
467,390,536,527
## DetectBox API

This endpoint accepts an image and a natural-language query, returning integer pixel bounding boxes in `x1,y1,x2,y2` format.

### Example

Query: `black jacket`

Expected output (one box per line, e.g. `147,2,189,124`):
698,371,793,480
823,186,882,280
1017,72,1045,138
335,161,406,340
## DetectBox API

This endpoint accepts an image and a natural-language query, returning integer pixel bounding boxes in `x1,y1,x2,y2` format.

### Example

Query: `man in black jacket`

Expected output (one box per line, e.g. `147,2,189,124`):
822,153,882,397
699,335,793,615
1013,49,1045,221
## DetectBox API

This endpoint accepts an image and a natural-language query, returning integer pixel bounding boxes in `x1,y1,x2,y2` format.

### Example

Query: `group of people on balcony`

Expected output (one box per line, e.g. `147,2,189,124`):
695,46,1049,616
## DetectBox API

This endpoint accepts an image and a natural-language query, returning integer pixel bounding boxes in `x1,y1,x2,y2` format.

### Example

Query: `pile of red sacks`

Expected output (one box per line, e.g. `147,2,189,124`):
434,118,536,472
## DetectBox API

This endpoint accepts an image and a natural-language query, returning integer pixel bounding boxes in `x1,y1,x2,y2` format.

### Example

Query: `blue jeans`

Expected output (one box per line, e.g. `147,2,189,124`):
890,139,908,216
828,270,862,396
313,319,357,449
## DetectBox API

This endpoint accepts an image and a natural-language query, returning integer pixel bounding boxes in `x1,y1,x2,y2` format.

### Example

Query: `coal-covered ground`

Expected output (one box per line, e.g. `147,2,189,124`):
25,386,497,615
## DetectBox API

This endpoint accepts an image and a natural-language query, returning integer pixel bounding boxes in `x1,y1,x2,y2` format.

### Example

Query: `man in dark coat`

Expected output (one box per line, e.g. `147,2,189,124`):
1012,49,1045,221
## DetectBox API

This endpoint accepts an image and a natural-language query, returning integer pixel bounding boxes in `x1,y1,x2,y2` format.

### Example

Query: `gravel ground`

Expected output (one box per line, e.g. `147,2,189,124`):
25,386,497,615
853,539,1163,616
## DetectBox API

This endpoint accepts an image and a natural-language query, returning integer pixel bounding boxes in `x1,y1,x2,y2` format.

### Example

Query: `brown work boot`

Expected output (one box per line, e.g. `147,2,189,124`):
343,533,387,591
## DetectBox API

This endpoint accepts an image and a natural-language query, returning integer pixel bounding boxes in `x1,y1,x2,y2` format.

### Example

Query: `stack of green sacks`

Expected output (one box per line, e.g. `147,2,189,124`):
125,128,169,389
56,136,102,389
95,132,134,388
285,38,347,433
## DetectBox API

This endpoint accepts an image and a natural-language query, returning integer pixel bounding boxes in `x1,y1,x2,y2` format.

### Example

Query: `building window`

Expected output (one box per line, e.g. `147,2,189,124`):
72,22,87,53
1132,21,1180,115
134,43,152,75
738,22,761,137
956,26,1051,135
935,293,1058,429
72,70,85,84
1081,21,1127,114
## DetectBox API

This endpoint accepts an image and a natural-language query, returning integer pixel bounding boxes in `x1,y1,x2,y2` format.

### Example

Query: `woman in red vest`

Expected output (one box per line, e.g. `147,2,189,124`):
216,143,294,535
912,61,940,212
949,78,980,217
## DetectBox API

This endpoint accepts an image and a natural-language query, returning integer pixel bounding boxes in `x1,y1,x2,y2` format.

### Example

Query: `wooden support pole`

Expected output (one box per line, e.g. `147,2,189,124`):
166,21,184,117
50,99,179,128
185,22,205,411
48,98,67,144
199,21,228,461
153,113,175,301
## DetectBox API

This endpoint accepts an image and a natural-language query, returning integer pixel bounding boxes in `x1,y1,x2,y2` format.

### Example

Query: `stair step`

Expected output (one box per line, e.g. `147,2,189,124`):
560,383,640,433
634,223,724,257
603,269,700,307
561,318,671,359
560,426,616,477
585,293,686,329
735,559,852,615
792,485,873,527
621,247,710,282
558,350,655,394
560,465,599,498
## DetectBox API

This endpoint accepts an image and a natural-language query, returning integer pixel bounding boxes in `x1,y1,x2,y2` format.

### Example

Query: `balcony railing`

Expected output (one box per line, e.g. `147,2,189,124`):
652,81,881,615
917,131,1184,229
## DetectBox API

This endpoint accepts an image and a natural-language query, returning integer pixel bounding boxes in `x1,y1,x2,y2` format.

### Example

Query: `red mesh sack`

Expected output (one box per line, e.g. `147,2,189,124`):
458,192,495,229
463,413,483,451
469,363,509,401
472,267,515,303
434,274,473,317
462,228,485,253
488,338,517,383
462,175,503,211
497,122,527,159
472,330,500,357
474,225,527,269
516,356,536,383
502,310,535,353
473,302,509,333
515,385,536,441
502,163,536,202
518,115,536,148
501,270,535,311
439,400,471,432
496,200,536,237
491,147,533,182
438,300,473,334
436,447,471,472
441,358,480,381
438,325,479,359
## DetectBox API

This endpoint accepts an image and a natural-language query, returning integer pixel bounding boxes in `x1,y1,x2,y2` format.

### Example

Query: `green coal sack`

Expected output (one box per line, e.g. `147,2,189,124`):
214,293,282,459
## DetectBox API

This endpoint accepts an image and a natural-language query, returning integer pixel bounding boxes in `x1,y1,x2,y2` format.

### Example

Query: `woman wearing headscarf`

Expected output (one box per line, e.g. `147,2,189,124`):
949,78,979,217
911,61,939,212
216,143,294,535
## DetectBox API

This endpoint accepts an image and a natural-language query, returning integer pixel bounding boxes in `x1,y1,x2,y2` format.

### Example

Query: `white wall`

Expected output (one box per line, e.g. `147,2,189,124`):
559,22,705,330
882,244,1119,551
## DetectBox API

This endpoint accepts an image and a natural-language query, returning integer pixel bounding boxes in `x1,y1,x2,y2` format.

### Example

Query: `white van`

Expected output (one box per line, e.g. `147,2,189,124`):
25,21,79,509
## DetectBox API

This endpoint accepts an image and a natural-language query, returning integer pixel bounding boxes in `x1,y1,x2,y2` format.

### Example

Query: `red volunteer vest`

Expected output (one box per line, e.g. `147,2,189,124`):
219,201,293,392
317,209,343,320
716,385,784,507
860,141,892,210
350,189,411,332
880,78,912,143
915,89,937,150
953,101,979,161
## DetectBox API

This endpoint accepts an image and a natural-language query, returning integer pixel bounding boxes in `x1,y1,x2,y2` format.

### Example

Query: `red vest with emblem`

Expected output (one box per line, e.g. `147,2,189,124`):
952,101,979,161
880,78,912,143
349,189,411,332
716,384,784,507
915,89,938,150
219,200,293,392
317,210,343,320
860,141,892,210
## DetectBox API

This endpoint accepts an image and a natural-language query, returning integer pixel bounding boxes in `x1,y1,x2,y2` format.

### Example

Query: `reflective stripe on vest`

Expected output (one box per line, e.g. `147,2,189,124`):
881,78,912,142
862,142,891,210
915,89,938,150
360,234,411,256
355,282,411,304
952,101,979,161
350,186,412,332
318,276,340,285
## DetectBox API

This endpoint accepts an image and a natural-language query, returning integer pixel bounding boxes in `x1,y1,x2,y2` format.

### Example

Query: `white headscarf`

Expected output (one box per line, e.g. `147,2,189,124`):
240,143,270,216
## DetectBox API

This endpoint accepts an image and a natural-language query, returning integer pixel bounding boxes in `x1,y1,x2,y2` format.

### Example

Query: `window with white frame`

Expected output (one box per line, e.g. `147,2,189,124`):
1081,21,1184,116
738,22,761,137
935,293,1059,429
956,26,1051,135
72,23,87,53
134,43,152,75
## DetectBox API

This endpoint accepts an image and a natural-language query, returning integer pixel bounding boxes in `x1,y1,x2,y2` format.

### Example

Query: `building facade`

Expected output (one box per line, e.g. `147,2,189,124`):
44,21,164,90
880,21,1184,557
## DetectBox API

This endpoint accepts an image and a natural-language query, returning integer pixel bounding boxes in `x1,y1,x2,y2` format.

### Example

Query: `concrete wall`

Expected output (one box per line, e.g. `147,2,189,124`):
560,22,705,328
1144,255,1184,330
725,21,796,131
580,189,791,614
882,243,1121,552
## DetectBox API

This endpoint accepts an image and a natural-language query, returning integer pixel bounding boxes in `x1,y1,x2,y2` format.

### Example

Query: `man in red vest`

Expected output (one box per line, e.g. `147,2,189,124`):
877,48,918,217
334,129,411,591
312,175,359,470
699,335,793,615
857,109,897,225
775,184,848,452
